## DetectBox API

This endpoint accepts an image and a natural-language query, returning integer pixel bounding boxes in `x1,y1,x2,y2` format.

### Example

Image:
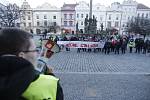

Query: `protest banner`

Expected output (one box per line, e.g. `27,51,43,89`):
57,41,105,48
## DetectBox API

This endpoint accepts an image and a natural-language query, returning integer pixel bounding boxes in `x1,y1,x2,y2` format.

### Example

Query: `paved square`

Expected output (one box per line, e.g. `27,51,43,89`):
47,49,150,100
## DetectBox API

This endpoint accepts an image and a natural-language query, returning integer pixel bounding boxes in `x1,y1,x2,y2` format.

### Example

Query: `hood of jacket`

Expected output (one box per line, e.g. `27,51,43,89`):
0,55,37,100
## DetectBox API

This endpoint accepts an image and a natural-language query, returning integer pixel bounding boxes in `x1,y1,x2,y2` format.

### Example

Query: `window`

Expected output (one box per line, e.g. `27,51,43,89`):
28,16,31,20
37,22,40,26
36,29,41,34
44,21,47,26
116,17,119,20
122,24,125,27
53,16,56,19
107,21,111,28
81,21,83,25
69,21,73,26
24,23,26,27
108,14,111,20
23,16,25,20
54,22,56,26
69,14,73,19
64,14,67,19
27,12,30,14
28,23,31,27
126,23,129,27
77,14,79,18
142,13,144,18
146,13,148,18
36,15,39,19
115,22,119,27
86,14,88,17
116,15,119,20
64,21,67,26
138,13,140,17
44,15,47,19
81,14,84,18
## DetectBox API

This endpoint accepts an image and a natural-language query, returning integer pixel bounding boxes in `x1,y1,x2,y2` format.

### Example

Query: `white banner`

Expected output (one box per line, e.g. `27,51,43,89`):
57,41,105,48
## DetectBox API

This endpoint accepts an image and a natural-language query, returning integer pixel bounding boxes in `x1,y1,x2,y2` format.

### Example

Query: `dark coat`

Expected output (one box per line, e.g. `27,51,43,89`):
0,56,37,100
0,56,64,100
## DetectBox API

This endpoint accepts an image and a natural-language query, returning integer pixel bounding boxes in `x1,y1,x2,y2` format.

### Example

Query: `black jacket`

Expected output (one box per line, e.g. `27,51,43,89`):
0,56,63,100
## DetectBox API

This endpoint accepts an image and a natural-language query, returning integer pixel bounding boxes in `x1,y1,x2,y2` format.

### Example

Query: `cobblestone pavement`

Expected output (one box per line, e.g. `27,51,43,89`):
56,73,150,100
48,49,150,73
46,49,150,100
34,36,150,99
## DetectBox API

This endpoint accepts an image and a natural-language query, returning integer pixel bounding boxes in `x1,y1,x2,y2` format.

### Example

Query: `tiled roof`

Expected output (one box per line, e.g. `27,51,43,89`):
63,4,77,7
61,4,77,11
137,3,150,9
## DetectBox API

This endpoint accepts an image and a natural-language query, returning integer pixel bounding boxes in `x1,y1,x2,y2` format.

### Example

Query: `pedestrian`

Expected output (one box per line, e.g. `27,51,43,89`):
115,39,121,54
0,28,64,100
121,38,127,54
63,36,70,51
128,39,135,53
135,38,140,53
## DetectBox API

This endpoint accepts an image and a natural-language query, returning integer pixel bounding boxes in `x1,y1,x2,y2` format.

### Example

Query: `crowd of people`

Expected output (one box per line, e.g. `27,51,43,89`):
56,35,150,55
1,27,149,100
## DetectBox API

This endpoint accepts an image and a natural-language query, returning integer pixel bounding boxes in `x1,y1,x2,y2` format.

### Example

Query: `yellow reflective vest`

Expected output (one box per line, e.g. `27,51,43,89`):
128,41,135,47
22,75,59,100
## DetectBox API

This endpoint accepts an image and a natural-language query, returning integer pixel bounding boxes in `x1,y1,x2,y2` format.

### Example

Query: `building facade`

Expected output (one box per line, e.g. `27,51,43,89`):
20,1,61,34
20,0,33,33
75,1,89,33
120,0,138,34
32,3,61,34
7,0,150,35
61,3,77,34
93,4,107,32
137,3,150,18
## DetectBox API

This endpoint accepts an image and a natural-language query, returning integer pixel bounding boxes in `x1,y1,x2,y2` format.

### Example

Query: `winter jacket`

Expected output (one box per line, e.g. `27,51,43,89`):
0,55,63,100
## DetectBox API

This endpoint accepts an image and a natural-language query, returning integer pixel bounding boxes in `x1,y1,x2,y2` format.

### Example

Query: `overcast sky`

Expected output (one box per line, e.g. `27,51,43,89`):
3,0,150,8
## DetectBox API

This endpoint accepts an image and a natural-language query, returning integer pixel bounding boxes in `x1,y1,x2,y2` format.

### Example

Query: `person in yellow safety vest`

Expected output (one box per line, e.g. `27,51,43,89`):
37,38,42,48
0,28,64,100
128,39,135,53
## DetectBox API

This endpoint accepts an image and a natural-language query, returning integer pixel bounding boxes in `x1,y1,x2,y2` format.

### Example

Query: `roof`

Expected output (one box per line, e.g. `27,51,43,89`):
21,0,31,9
35,3,59,10
0,3,5,7
0,3,6,10
63,4,77,7
0,0,8,6
137,3,150,9
61,3,77,11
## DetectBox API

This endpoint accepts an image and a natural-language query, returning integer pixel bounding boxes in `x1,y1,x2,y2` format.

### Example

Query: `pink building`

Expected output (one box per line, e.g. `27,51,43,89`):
61,3,77,34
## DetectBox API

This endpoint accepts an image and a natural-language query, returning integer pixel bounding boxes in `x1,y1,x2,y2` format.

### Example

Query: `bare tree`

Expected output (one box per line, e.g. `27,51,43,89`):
0,3,22,27
127,17,150,36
